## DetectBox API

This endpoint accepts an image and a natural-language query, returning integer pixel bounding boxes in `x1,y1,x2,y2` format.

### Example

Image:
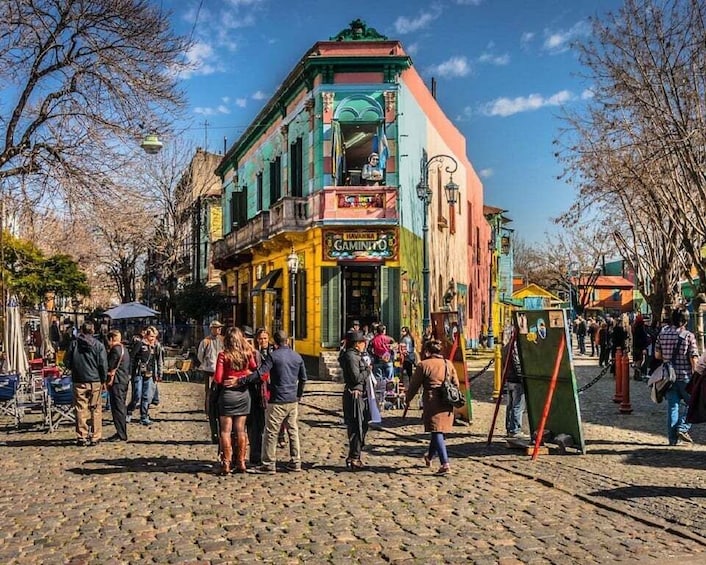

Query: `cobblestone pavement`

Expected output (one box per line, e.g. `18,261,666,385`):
1,352,705,564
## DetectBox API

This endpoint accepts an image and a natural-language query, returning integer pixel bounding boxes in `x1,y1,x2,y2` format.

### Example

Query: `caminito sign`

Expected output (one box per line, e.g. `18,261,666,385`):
323,229,398,262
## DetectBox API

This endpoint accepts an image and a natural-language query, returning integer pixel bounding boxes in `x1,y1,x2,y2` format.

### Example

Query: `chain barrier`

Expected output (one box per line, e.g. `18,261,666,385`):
468,357,495,382
577,363,612,393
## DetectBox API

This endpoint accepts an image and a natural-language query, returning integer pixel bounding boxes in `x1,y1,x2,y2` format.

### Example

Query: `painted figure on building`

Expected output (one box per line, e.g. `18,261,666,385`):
362,152,383,185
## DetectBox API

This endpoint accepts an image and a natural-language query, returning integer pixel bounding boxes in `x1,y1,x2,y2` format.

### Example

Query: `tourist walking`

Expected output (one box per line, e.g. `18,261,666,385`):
213,327,257,474
106,330,130,442
398,326,417,389
404,338,460,474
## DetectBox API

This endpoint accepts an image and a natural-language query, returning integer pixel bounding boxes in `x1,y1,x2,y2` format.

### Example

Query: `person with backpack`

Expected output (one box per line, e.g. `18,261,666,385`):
655,308,699,445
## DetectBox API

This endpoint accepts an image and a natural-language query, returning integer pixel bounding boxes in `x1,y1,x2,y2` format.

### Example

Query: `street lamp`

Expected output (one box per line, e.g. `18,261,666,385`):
286,247,300,350
416,150,459,334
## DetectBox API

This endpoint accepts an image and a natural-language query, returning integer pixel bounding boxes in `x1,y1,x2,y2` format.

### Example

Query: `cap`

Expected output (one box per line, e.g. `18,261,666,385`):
241,325,254,338
347,330,366,343
209,320,224,328
351,320,361,326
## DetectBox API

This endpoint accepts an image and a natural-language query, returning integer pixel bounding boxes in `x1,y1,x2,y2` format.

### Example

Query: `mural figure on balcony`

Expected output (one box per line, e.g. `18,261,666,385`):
362,152,383,185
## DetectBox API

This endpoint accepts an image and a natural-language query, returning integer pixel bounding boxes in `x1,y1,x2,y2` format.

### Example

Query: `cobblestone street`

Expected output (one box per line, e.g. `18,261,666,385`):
1,353,705,564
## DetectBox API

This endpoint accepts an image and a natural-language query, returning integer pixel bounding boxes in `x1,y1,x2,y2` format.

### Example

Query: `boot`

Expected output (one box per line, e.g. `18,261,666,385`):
219,434,232,475
235,435,248,473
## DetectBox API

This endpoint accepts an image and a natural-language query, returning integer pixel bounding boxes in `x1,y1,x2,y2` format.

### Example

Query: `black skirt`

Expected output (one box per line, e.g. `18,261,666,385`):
219,386,251,416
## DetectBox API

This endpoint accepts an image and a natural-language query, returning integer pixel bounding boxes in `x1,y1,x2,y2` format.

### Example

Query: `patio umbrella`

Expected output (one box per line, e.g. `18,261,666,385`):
39,307,55,359
104,302,159,320
4,297,29,377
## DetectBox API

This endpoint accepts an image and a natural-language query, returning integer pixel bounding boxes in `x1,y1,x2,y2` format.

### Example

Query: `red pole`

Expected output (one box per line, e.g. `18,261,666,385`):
612,348,623,403
531,332,565,461
619,352,633,414
487,331,516,446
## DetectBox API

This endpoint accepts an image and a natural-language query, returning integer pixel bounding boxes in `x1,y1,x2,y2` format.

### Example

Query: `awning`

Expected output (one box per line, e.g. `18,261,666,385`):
251,269,282,293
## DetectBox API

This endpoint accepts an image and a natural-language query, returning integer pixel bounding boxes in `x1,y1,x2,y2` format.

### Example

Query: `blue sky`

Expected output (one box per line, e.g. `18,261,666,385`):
163,0,622,244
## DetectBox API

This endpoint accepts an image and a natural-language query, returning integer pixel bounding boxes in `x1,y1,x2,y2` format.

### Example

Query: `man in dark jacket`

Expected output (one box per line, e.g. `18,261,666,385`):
340,330,371,469
106,330,131,442
66,322,108,446
251,330,307,474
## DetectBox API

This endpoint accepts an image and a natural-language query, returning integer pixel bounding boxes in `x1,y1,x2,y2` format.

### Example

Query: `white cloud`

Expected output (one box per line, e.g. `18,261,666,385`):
217,105,230,114
478,52,510,66
222,96,230,103
194,104,232,116
427,56,471,78
543,21,590,53
406,42,419,55
521,31,535,45
394,7,442,34
581,88,594,100
479,168,493,178
455,0,482,4
235,98,247,108
179,41,220,79
482,90,574,117
252,90,267,100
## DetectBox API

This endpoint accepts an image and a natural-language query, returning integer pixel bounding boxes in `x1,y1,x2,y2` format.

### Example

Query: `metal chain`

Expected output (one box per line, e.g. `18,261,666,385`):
468,358,495,382
577,363,612,393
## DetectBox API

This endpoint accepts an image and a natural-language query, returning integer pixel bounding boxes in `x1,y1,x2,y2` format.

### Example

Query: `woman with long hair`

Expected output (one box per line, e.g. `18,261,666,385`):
404,338,460,474
213,327,257,474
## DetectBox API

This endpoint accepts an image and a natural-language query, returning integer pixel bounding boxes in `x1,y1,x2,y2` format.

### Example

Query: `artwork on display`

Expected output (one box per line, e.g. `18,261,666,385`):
322,229,398,262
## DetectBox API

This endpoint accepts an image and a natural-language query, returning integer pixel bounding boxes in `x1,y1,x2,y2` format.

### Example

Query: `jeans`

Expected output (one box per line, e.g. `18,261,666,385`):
578,334,586,354
505,382,525,436
428,432,449,465
373,362,394,384
140,377,156,422
666,380,691,444
127,375,142,415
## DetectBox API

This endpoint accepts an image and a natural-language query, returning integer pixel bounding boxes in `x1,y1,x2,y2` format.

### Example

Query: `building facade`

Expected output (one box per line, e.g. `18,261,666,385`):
213,20,490,374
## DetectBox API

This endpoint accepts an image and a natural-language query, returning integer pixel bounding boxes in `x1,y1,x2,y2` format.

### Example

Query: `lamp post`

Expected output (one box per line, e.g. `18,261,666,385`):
416,150,459,335
286,248,300,350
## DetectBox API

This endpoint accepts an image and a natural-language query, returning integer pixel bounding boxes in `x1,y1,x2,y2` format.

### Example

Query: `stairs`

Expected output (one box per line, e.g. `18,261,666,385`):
319,350,343,382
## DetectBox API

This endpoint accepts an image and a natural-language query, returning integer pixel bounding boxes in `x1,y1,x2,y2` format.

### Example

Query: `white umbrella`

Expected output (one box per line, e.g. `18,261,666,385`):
104,302,159,320
39,307,55,359
4,297,29,377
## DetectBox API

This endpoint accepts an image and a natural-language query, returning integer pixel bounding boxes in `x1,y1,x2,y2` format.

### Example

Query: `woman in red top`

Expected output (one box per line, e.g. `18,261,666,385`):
213,327,257,474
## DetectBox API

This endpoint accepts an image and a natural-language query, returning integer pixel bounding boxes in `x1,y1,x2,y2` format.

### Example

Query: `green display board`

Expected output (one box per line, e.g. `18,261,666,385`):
514,309,586,454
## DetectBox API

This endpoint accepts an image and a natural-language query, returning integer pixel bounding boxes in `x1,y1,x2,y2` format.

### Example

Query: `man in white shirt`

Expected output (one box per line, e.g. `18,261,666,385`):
198,320,224,414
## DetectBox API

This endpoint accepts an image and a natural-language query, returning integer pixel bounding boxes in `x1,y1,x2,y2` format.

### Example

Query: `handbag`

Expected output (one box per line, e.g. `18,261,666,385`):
648,334,682,404
440,360,465,408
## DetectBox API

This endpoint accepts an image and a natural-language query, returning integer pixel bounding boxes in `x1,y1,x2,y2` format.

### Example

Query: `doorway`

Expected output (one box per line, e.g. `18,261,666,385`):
342,264,379,334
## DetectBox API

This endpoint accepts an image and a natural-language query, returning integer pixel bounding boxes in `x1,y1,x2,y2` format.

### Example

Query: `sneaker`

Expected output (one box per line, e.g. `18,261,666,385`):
678,431,694,443
437,463,451,475
75,438,88,447
88,439,101,447
249,465,276,475
286,462,302,472
126,415,132,423
140,419,152,426
105,435,127,442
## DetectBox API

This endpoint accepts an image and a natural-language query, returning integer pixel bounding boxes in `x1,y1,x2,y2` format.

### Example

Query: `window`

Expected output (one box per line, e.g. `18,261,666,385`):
256,172,263,212
269,157,282,203
296,270,307,339
230,186,248,231
290,138,304,197
333,121,386,186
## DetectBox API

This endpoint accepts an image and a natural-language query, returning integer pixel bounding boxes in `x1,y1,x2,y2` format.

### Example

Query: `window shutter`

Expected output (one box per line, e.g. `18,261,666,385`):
381,266,400,341
321,267,341,347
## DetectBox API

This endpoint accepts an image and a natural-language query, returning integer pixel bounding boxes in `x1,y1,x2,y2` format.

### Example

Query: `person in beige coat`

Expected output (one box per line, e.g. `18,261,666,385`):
405,338,460,474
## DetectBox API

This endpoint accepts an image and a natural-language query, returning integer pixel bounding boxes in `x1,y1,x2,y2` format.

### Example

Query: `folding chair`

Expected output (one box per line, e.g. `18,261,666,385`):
176,359,192,382
0,374,21,428
162,357,179,382
44,375,75,432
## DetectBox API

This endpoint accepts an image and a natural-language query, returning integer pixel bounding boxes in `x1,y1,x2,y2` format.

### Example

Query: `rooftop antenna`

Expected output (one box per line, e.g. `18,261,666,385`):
202,120,210,151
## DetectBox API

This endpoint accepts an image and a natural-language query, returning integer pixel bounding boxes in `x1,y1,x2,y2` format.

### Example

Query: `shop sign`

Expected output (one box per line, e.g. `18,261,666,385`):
337,193,385,209
323,229,398,262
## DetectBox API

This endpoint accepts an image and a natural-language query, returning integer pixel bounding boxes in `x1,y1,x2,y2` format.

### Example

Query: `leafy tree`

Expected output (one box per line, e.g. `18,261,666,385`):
174,282,226,324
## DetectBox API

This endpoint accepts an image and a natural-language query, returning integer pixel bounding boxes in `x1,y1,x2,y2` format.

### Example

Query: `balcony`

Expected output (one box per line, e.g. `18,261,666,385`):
212,211,269,268
310,186,398,223
269,197,311,234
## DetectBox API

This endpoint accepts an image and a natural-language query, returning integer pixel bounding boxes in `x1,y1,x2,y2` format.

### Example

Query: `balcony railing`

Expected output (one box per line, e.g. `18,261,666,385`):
212,211,270,265
310,186,398,222
269,197,310,234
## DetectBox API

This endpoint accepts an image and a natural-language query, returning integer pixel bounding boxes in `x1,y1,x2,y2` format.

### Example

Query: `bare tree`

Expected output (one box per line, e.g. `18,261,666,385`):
556,0,706,317
0,0,190,205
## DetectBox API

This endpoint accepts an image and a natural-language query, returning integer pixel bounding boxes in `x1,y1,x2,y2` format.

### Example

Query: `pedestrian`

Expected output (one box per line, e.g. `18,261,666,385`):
213,326,257,474
251,330,307,474
248,327,273,466
198,320,224,414
339,330,372,470
128,326,163,426
404,338,460,474
598,321,610,367
369,323,395,384
587,318,598,357
576,316,587,355
503,338,525,438
65,322,108,447
632,314,651,380
398,326,417,390
655,308,699,446
105,330,130,442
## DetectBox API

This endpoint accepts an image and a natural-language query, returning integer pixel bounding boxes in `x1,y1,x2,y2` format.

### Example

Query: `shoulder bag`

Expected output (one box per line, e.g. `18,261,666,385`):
440,360,465,408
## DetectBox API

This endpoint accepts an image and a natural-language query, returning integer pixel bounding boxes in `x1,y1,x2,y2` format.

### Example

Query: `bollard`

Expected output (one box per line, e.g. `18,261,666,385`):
612,348,623,403
619,352,633,414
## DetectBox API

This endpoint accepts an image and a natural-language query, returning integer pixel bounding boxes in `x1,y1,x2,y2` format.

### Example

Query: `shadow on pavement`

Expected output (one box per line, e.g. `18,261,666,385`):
590,485,706,500
67,456,213,475
0,437,77,448
127,439,210,446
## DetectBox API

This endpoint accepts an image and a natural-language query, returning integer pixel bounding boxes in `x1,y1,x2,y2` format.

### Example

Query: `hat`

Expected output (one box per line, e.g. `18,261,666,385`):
209,320,224,328
351,320,361,326
241,325,254,338
347,330,366,343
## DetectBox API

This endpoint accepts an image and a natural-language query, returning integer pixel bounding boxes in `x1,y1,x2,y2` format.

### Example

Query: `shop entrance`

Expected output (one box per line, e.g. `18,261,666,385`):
342,264,379,334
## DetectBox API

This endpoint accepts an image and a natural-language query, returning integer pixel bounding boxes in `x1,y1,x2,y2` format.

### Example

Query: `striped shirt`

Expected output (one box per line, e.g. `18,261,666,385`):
655,325,698,381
